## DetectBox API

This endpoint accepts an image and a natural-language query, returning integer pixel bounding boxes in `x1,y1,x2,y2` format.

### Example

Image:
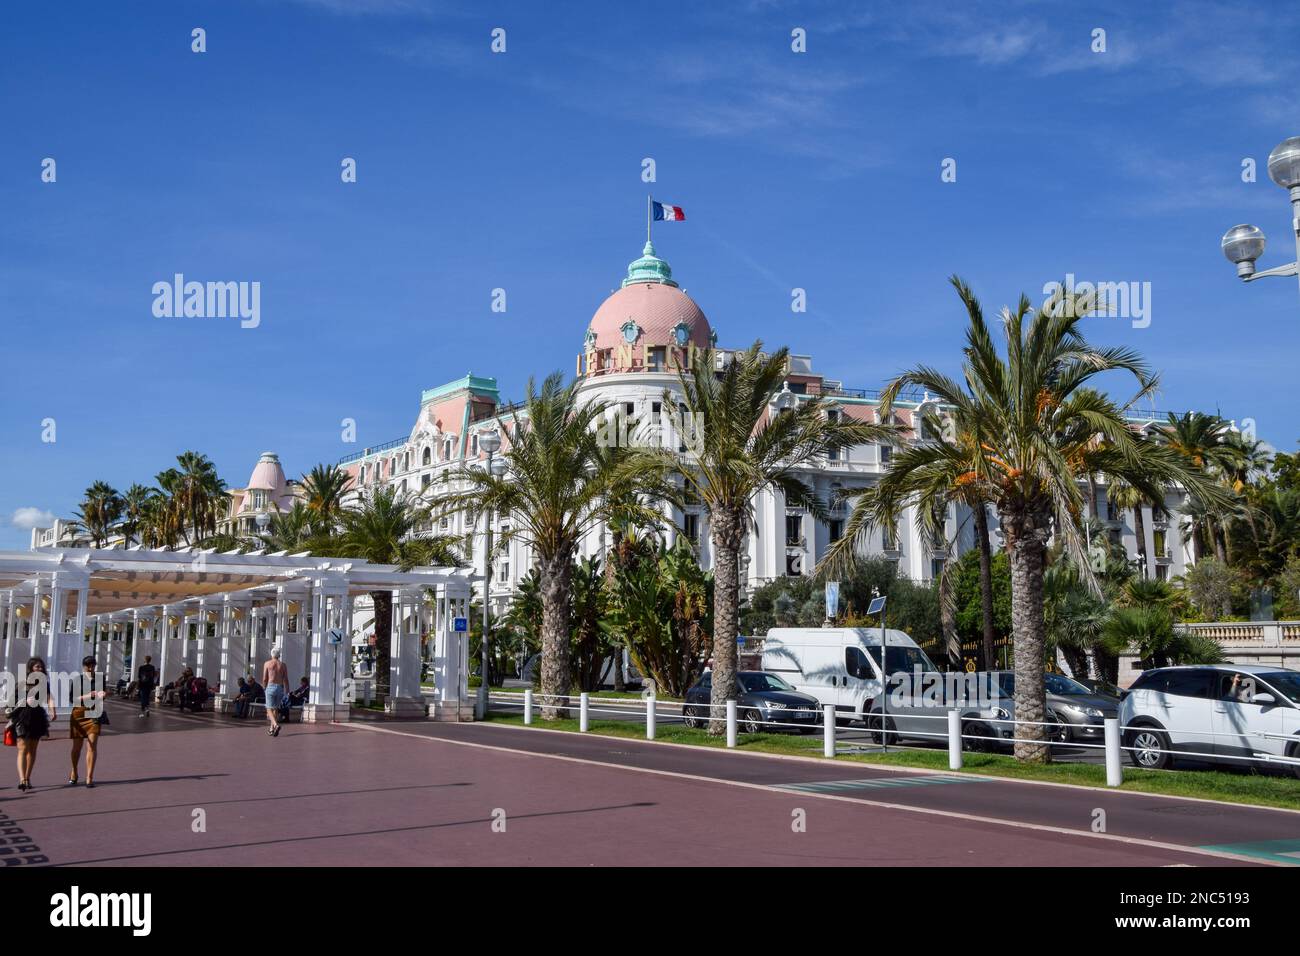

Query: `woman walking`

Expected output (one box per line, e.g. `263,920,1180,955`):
68,655,107,788
8,657,56,792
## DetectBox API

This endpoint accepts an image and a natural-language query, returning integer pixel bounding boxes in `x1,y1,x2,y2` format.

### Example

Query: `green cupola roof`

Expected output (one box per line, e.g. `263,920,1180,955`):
621,240,678,288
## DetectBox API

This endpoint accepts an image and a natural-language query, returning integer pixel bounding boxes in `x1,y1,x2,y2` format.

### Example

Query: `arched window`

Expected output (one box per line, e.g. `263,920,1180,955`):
422,447,432,466
359,465,367,483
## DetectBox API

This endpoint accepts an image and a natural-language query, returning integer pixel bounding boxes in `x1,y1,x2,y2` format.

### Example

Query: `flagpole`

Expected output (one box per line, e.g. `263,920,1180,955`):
647,194,652,244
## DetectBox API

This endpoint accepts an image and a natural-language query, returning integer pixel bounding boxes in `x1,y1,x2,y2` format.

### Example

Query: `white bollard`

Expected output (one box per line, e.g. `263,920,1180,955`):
726,699,737,748
523,688,533,725
579,692,589,732
646,692,656,740
1104,717,1123,787
948,709,962,770
823,704,835,758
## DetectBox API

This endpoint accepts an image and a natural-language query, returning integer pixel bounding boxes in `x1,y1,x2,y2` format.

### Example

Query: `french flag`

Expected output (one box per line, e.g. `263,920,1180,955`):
652,201,685,222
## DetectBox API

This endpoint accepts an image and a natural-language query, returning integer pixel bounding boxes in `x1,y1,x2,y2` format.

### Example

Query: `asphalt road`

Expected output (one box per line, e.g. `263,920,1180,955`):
2,697,1294,867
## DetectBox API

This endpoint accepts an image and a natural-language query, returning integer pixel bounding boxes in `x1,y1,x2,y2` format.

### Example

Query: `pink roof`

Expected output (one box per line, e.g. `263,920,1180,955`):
587,283,712,353
246,452,287,494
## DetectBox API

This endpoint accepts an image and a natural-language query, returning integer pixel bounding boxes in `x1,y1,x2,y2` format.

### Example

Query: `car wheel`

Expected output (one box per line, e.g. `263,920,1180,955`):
1286,740,1300,780
1127,725,1172,770
742,708,763,734
867,713,896,745
682,705,701,729
961,720,989,753
1046,710,1070,744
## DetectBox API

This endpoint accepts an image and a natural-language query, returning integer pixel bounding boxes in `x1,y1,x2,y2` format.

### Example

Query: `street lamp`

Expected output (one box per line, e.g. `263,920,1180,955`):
476,430,503,720
1221,136,1300,291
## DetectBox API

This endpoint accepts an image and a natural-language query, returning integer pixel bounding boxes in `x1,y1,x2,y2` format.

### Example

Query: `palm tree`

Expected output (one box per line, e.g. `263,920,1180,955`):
72,481,123,547
825,356,1002,670
257,502,318,553
1107,478,1152,579
672,342,894,733
430,372,672,718
848,276,1228,762
174,451,226,544
1155,412,1242,568
117,484,157,547
144,468,187,549
300,463,353,535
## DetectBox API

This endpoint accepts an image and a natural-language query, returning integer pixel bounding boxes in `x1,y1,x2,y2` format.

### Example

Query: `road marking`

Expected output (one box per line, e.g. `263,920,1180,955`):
473,717,1300,817
345,722,1285,866
779,775,991,793
1198,838,1300,866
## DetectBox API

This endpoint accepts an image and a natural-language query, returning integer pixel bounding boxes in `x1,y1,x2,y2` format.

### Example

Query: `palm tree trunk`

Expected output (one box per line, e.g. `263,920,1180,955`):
371,590,392,700
539,553,573,719
1212,522,1232,618
708,507,744,735
1132,502,1148,579
1001,502,1051,764
974,504,997,671
939,569,959,668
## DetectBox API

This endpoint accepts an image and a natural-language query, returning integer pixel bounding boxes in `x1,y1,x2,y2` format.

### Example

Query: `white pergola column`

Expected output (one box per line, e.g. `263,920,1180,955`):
132,609,160,684
182,610,200,672
196,600,222,683
217,596,253,711
46,571,88,681
250,606,272,673
95,620,111,672
8,590,34,674
158,605,184,690
387,587,425,715
0,593,7,672
303,575,351,722
108,619,126,683
279,587,309,689
430,581,472,721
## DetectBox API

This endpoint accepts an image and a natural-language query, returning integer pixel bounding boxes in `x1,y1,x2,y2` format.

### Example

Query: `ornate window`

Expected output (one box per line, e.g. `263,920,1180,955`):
621,320,641,344
422,447,432,466
672,322,691,346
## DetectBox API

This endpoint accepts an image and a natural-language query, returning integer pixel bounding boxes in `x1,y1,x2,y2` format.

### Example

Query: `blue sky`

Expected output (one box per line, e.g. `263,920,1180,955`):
3,0,1299,548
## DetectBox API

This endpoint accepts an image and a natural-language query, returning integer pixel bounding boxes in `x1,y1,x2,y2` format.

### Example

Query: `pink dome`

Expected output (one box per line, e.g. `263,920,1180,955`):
586,242,713,354
587,283,712,352
246,452,287,494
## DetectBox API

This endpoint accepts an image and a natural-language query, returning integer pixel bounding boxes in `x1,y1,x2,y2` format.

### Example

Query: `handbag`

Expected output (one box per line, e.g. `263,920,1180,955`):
3,722,16,747
96,707,111,727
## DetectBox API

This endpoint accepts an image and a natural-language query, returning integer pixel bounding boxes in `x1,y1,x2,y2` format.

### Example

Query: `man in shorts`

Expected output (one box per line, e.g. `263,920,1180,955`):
262,648,289,738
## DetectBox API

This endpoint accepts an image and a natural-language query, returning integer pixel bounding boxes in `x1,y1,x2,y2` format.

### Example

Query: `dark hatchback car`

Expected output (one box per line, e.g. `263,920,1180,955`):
994,672,1120,744
683,671,822,734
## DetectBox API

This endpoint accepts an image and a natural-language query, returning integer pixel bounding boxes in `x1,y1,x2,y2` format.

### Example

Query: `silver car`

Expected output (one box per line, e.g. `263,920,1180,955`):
867,670,1117,752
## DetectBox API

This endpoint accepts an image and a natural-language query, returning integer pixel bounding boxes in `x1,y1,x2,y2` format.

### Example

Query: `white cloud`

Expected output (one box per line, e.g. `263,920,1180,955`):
9,507,56,530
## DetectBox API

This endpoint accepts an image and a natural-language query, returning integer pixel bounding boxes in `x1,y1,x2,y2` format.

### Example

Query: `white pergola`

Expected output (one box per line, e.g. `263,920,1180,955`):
0,547,479,721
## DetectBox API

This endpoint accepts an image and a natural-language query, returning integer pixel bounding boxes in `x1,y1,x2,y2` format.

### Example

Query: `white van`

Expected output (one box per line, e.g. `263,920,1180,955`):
761,627,937,724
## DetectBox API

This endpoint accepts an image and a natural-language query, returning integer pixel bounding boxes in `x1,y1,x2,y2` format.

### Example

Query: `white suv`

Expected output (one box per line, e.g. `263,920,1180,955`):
1120,664,1300,776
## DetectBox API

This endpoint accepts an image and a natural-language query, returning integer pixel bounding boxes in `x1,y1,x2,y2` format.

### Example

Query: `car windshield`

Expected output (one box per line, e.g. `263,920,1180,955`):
866,645,936,675
739,673,794,693
1256,671,1300,705
1044,673,1091,696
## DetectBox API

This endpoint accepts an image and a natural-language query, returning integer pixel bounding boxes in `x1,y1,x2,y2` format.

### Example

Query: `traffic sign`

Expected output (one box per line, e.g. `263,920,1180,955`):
453,617,468,633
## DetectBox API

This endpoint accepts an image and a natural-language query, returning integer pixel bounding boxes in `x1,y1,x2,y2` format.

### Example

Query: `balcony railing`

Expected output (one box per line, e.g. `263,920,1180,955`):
338,435,409,465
